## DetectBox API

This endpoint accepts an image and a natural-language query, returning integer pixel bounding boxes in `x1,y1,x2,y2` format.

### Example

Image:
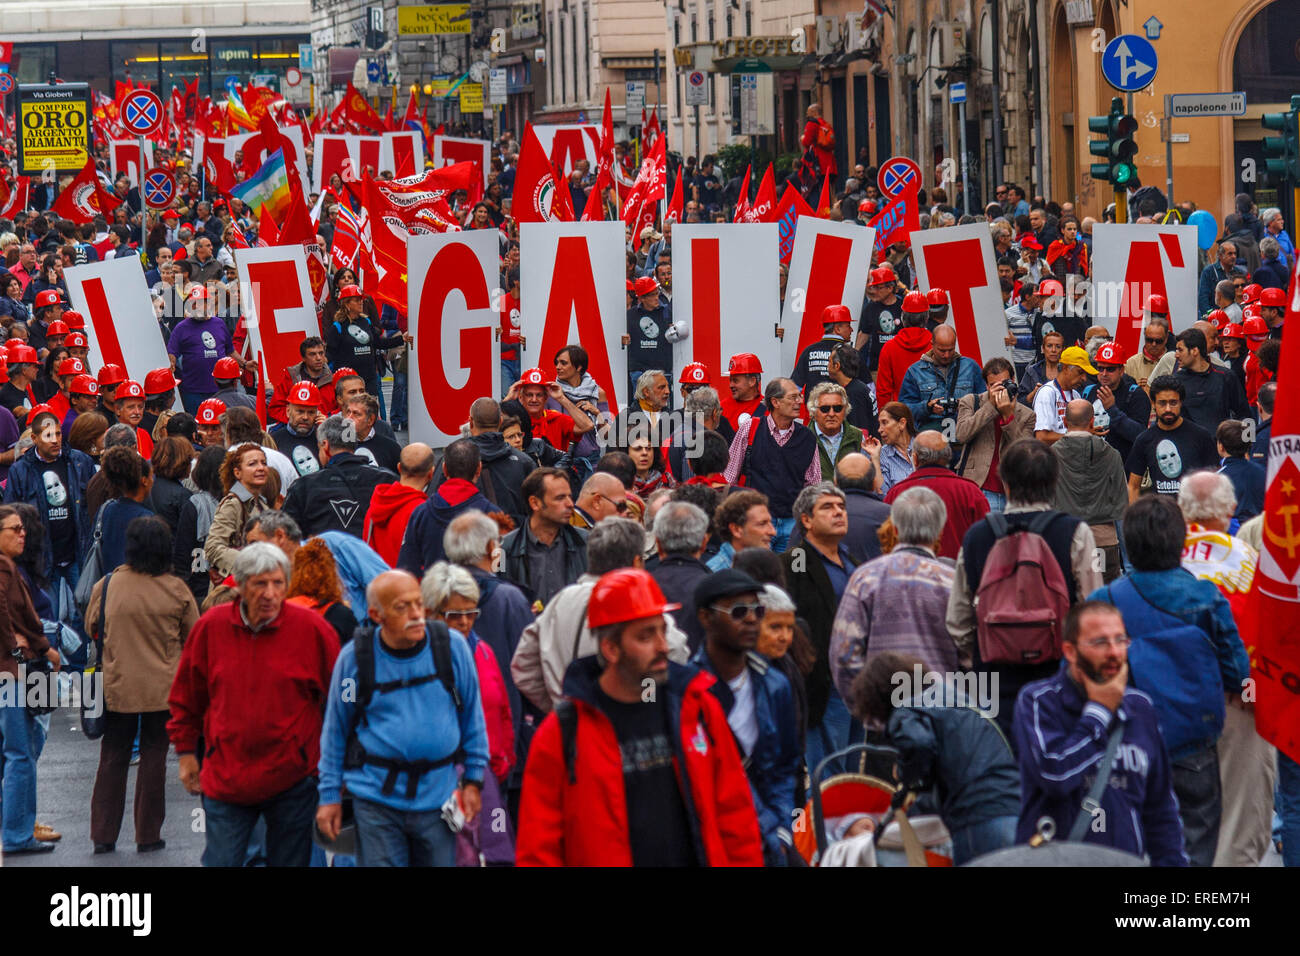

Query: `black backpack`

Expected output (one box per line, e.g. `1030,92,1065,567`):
343,621,465,799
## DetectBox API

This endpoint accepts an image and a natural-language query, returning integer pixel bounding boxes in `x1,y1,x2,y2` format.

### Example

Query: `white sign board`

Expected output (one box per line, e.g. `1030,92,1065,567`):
910,222,1010,367
489,68,508,106
64,257,172,385
1089,223,1199,358
685,71,709,108
1169,92,1246,118
625,81,646,121
738,73,774,135
234,245,323,396
780,217,875,375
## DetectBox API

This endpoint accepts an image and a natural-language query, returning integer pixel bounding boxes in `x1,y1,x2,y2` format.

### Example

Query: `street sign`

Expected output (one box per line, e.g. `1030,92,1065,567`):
878,156,921,199
298,43,314,71
366,59,384,83
685,70,708,107
285,67,303,87
1101,34,1157,93
626,80,646,121
0,74,12,97
142,167,176,209
1170,92,1246,118
948,81,966,104
16,83,92,176
121,88,164,136
738,72,773,135
489,68,507,105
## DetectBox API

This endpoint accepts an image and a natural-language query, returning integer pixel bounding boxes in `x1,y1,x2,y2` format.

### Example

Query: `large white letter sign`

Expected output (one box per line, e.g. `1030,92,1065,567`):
671,224,781,385
312,133,426,192
235,246,323,392
911,222,1010,367
109,140,154,188
780,217,875,375
407,230,500,448
65,257,170,383
530,124,601,175
520,221,628,412
1090,224,1198,358
433,136,492,189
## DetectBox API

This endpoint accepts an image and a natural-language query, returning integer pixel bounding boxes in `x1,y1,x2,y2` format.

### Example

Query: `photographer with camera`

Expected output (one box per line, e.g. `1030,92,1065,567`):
897,325,986,436
953,358,1037,513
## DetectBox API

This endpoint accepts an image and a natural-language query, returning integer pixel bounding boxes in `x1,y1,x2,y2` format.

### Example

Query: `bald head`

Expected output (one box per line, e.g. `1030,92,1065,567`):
911,430,952,468
366,570,428,646
398,442,435,485
1193,320,1218,350
933,325,956,349
836,452,873,482
1085,326,1110,341
580,471,624,500
1064,398,1094,430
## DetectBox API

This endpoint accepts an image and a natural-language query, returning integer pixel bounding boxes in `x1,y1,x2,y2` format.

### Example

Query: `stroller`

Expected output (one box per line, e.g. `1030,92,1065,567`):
794,744,954,867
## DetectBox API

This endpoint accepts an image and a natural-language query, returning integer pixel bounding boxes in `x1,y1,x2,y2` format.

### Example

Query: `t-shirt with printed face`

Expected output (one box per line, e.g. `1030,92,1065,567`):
858,297,900,374
1125,419,1219,496
591,685,698,867
38,455,76,564
167,316,233,394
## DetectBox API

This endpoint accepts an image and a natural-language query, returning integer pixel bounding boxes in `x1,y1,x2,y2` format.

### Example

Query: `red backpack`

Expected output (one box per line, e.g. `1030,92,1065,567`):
974,512,1071,666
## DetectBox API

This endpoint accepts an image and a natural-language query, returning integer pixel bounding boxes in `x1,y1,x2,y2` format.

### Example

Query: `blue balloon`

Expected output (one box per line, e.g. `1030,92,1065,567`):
1188,209,1217,250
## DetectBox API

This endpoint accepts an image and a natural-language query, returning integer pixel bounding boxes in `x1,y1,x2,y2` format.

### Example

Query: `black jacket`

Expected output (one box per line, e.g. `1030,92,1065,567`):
1082,374,1151,463
842,488,890,563
281,451,393,537
1174,364,1250,436
650,554,712,653
500,522,588,606
780,542,857,728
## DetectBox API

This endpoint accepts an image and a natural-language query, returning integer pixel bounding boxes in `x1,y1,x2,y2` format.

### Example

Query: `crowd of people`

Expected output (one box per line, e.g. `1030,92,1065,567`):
0,129,1292,869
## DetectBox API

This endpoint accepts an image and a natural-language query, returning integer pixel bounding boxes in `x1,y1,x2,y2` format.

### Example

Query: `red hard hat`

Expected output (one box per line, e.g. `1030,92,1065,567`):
145,367,181,394
1221,323,1246,340
679,362,710,385
868,266,896,286
187,284,210,301
195,398,227,425
927,288,949,307
70,374,99,397
1205,309,1231,331
587,569,680,629
1038,278,1065,297
56,357,86,377
1146,293,1168,315
0,357,6,383
7,343,38,365
338,284,363,300
821,304,853,326
45,320,69,337
860,200,878,216
1260,287,1287,308
117,380,145,400
62,310,86,330
212,356,242,380
625,279,635,291
331,366,359,387
1242,303,1262,321
34,289,63,309
1241,283,1262,304
65,331,88,349
727,353,763,376
633,276,658,297
28,403,53,420
901,291,929,314
97,363,127,387
1094,342,1125,366
519,367,547,386
288,381,322,407
1243,315,1269,338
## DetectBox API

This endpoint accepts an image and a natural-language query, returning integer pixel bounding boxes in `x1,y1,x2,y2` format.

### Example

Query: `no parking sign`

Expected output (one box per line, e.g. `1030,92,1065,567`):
878,155,921,200
142,167,175,209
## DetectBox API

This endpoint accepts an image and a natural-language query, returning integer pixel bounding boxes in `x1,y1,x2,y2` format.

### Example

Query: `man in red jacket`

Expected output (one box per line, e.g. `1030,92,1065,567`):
168,542,340,867
363,442,435,565
874,291,932,408
269,336,336,425
884,431,990,559
517,569,764,866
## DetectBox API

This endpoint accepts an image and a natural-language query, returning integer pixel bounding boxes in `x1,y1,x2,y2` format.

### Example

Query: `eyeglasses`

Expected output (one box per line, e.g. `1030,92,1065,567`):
598,493,628,514
443,609,480,622
1081,636,1130,650
1144,336,1164,344
710,602,766,621
817,404,845,414
0,523,25,535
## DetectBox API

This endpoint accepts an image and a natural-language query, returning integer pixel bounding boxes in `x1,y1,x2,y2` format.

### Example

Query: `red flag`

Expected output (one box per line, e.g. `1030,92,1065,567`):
584,88,617,219
816,171,832,218
513,123,569,223
867,180,921,251
1247,247,1300,763
258,204,280,246
50,160,122,224
580,184,607,222
645,109,662,150
664,166,684,225
621,136,666,230
740,165,777,223
382,96,396,132
0,172,29,220
203,147,238,197
341,82,386,135
402,89,420,128
114,79,133,109
732,165,752,223
774,180,815,264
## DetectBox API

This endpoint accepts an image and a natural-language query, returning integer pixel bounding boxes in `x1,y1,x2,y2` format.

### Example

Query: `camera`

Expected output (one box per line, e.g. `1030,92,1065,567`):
933,397,958,417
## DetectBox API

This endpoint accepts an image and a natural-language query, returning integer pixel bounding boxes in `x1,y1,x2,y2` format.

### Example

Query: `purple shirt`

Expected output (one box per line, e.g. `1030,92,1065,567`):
167,316,233,394
0,405,19,482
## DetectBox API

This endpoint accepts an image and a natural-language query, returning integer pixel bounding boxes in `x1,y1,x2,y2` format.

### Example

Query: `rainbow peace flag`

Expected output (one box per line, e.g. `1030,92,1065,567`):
231,149,292,225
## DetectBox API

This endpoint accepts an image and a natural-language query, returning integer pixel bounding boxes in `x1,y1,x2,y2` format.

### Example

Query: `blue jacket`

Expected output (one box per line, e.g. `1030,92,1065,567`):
1251,417,1271,466
1013,663,1188,865
898,353,986,432
318,624,490,812
317,531,391,626
1088,569,1251,696
3,445,96,569
396,482,497,579
1218,455,1265,521
692,645,801,857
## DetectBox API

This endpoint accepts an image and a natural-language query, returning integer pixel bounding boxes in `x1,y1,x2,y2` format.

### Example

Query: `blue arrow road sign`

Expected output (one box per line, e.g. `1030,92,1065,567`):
1102,34,1157,93
949,82,966,104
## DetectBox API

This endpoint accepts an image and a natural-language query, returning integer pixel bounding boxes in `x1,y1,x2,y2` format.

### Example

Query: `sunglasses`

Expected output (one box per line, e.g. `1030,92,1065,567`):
0,523,26,535
443,609,480,622
710,602,766,621
817,404,844,414
1144,336,1164,344
599,493,628,513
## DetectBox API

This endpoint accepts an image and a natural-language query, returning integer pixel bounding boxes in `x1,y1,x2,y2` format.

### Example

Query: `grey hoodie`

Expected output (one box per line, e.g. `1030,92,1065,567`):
1050,431,1127,524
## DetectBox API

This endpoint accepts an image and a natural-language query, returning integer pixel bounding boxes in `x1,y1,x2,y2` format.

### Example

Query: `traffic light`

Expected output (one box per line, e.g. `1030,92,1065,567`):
1088,96,1138,188
1261,94,1300,180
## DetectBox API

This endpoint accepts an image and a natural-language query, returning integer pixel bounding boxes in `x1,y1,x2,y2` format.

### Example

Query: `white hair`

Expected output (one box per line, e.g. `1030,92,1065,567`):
233,541,290,585
759,584,796,614
891,486,947,546
443,510,500,565
1178,470,1237,524
420,561,480,613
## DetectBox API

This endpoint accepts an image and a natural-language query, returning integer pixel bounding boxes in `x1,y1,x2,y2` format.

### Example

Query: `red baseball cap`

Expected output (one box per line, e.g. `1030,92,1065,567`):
1146,293,1168,315
927,288,949,307
70,374,99,396
679,362,710,385
65,331,88,349
1260,287,1287,308
45,320,69,337
1019,235,1042,251
633,276,658,297
62,310,86,330
519,368,547,387
821,304,853,326
332,367,359,388
97,364,127,387
56,357,86,377
1094,342,1125,366
901,292,929,314
868,266,896,286
338,284,363,300
195,398,227,425
288,382,322,407
34,289,63,309
145,367,181,394
213,356,242,380
117,380,146,400
28,403,54,420
162,210,180,220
